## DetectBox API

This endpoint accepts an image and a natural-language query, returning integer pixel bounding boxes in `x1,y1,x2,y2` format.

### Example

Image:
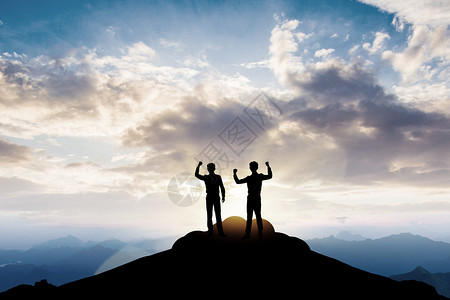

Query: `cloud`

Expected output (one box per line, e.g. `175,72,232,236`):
118,91,250,174
349,44,359,55
0,38,261,205
0,176,42,195
269,18,304,87
266,18,450,186
159,38,182,50
295,31,314,43
183,54,209,68
283,60,450,185
0,43,202,140
382,25,449,83
293,59,383,105
239,60,270,69
359,0,450,86
392,16,405,32
363,31,390,54
1,17,441,194
126,41,156,60
314,48,335,58
0,189,137,221
358,0,450,28
0,139,33,164
121,99,230,149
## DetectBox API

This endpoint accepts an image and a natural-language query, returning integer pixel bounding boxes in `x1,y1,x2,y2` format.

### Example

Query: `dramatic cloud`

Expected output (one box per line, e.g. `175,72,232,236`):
267,17,450,187
0,44,202,140
359,0,450,104
0,39,258,210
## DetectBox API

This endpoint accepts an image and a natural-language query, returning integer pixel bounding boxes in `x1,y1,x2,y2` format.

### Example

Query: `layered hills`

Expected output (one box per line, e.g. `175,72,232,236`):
1,217,445,299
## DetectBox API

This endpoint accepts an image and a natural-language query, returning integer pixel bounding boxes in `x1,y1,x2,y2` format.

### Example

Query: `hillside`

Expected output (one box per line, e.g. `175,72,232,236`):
0,237,166,292
1,217,445,299
307,233,450,275
391,266,450,298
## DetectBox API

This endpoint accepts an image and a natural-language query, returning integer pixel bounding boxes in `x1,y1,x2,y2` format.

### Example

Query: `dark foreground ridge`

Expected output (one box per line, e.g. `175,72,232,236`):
2,217,446,299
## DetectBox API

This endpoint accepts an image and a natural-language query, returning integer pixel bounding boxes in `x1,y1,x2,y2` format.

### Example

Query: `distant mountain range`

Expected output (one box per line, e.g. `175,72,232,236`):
307,232,450,276
2,230,450,296
0,235,175,292
335,230,368,241
391,266,450,298
1,217,445,299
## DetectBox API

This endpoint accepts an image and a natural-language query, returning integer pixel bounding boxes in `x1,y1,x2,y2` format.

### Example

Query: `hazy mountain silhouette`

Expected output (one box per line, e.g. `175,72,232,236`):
2,217,445,299
308,233,450,275
32,235,85,249
0,237,165,292
0,245,117,291
335,230,368,241
391,266,450,298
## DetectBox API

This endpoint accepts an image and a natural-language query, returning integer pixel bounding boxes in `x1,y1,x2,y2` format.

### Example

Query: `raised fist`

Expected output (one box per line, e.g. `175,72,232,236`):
265,161,270,167
198,161,203,166
233,168,238,174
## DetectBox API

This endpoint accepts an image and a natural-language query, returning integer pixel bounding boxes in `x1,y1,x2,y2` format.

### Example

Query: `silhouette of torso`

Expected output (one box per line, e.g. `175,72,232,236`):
244,173,266,197
197,174,223,198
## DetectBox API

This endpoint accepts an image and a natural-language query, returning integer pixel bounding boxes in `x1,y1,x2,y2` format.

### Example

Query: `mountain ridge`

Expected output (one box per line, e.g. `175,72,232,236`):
1,217,445,299
0,237,164,292
391,266,450,298
2,230,450,293
307,232,450,275
31,235,85,250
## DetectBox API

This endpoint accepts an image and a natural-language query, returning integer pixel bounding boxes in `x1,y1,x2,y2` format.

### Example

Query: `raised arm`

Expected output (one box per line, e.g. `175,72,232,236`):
195,161,205,180
262,161,272,180
233,169,247,184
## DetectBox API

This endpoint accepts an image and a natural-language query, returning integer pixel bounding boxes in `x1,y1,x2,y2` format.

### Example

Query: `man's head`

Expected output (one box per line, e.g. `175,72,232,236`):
207,163,216,173
249,161,258,172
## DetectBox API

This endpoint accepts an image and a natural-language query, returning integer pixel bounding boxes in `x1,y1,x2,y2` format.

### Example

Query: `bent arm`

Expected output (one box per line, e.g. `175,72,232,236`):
195,165,204,180
262,166,272,180
233,173,247,184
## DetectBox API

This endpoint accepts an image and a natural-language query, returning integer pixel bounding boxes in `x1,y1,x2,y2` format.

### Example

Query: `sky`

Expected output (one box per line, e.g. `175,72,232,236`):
0,0,449,248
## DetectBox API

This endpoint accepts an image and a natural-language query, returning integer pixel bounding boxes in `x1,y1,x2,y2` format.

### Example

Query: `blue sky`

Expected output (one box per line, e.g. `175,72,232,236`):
0,0,449,248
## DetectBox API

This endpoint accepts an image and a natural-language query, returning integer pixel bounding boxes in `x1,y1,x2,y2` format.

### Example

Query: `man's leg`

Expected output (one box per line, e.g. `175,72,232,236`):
206,198,213,236
244,198,253,239
213,199,226,236
254,201,263,240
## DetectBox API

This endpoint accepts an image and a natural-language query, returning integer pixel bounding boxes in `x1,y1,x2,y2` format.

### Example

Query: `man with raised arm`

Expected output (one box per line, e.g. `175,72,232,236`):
233,161,272,240
195,161,226,237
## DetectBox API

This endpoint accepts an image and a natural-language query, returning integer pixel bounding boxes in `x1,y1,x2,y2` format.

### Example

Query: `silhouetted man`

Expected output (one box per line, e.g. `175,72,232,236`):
233,161,272,240
195,161,226,237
